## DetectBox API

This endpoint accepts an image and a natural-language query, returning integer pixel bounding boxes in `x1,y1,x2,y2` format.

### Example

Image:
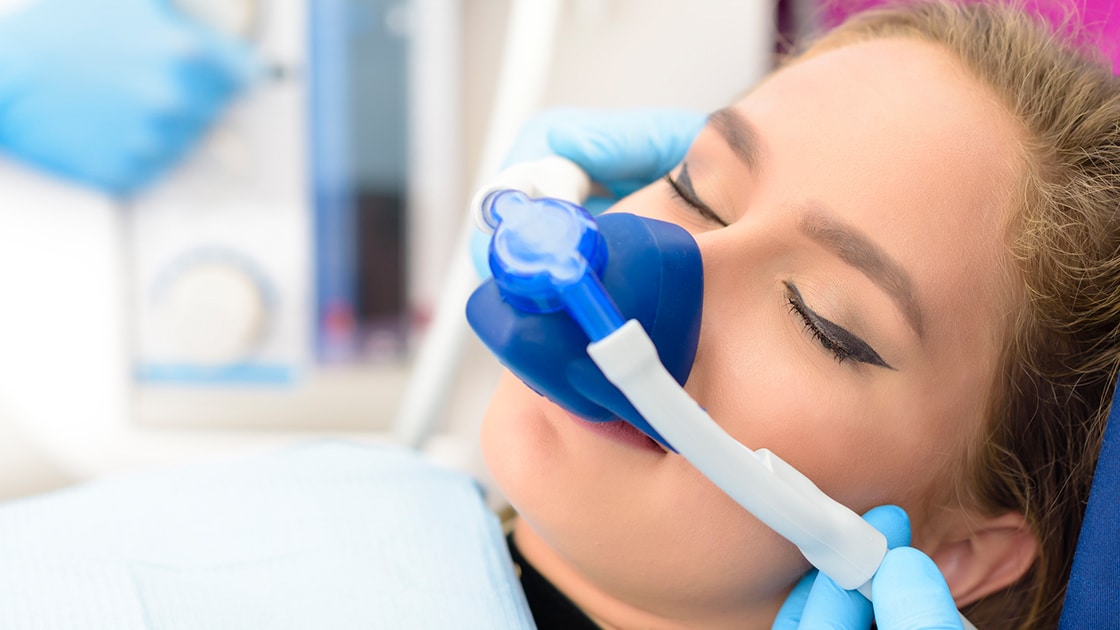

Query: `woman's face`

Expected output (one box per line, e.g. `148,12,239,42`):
481,38,1024,627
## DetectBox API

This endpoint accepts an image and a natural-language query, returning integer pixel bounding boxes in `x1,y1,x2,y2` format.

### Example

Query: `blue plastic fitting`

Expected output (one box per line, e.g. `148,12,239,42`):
485,190,624,341
467,191,704,447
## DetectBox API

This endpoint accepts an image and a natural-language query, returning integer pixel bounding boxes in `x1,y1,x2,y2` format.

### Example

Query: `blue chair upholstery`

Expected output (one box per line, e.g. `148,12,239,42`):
1059,381,1120,628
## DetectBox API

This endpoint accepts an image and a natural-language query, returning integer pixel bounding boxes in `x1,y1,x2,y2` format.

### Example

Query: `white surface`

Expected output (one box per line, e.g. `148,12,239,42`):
407,0,464,320
155,261,267,365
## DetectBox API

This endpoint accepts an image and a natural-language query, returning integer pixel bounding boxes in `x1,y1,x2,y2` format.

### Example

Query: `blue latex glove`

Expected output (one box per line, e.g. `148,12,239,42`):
773,505,964,630
0,0,256,196
471,108,706,277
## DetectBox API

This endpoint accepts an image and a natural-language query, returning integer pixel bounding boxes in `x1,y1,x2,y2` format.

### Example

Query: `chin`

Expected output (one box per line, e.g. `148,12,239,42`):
481,375,809,618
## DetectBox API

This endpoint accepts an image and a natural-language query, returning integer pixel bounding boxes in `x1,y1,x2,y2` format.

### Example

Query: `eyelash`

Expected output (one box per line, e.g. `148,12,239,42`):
783,282,892,369
787,294,854,365
662,172,728,227
664,168,890,369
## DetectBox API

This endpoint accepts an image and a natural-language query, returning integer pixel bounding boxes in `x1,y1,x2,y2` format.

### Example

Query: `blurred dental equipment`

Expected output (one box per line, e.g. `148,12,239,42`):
130,0,765,450
127,0,460,433
392,0,566,448
0,0,463,482
466,158,977,629
393,1,772,449
0,0,770,491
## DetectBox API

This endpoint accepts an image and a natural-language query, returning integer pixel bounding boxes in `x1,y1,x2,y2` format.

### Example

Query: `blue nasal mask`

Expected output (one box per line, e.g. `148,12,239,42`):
467,190,703,447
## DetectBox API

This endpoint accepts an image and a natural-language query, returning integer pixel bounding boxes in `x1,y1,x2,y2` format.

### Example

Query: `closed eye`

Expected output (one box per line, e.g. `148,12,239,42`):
784,281,893,369
663,163,729,227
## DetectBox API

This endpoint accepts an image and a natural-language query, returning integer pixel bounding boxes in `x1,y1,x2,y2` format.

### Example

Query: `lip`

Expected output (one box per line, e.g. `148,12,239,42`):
564,412,668,454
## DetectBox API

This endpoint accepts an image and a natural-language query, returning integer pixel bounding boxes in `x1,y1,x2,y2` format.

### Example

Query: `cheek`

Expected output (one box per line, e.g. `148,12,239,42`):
696,337,949,518
481,376,814,608
687,252,955,518
479,374,562,510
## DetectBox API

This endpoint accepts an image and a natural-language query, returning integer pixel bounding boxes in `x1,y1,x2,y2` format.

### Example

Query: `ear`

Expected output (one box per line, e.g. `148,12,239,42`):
925,511,1038,607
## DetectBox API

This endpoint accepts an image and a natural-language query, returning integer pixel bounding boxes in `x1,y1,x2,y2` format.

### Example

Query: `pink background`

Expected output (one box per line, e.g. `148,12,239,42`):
822,0,1120,74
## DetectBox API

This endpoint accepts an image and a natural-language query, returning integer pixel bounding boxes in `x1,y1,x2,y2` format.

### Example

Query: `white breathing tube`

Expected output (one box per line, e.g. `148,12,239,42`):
590,322,886,591
474,157,978,630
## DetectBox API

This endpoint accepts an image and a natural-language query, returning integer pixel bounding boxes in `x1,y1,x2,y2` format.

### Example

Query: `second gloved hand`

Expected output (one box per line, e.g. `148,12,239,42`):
472,108,707,277
0,0,256,196
772,505,964,630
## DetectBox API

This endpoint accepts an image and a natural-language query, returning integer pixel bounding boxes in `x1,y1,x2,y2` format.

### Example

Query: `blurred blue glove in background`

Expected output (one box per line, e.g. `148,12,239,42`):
773,505,964,630
0,0,256,196
471,108,706,277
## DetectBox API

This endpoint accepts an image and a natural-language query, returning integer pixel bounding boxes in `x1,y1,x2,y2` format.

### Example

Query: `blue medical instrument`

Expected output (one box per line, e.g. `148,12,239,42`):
466,157,978,629
467,189,703,446
1060,378,1120,628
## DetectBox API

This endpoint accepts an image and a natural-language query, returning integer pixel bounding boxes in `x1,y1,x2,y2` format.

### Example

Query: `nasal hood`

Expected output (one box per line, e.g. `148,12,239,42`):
467,211,704,446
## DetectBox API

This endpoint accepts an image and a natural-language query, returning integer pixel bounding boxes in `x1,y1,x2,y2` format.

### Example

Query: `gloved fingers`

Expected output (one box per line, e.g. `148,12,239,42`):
91,103,197,195
116,0,172,17
86,129,172,196
63,147,146,197
861,505,911,549
598,176,660,200
153,0,261,90
499,107,701,168
796,570,873,630
770,570,818,630
546,109,706,182
470,229,492,279
0,0,252,196
191,23,260,92
872,548,963,630
500,109,575,167
168,25,258,106
0,90,141,194
769,506,912,630
581,197,618,216
137,28,252,181
132,74,216,168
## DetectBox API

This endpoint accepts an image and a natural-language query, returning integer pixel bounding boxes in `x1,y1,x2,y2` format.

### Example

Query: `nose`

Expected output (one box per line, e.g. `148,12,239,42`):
678,213,792,404
467,205,704,447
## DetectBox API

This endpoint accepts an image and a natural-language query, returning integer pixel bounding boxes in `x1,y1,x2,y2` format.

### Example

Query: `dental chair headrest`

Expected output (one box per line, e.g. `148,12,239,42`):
1058,379,1120,628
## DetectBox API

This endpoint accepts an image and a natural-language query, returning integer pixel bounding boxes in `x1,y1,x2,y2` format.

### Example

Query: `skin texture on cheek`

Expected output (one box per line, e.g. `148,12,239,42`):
684,222,941,516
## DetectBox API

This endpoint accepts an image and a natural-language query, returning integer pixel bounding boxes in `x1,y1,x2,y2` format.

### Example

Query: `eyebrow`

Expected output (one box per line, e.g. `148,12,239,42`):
798,210,925,338
708,107,762,170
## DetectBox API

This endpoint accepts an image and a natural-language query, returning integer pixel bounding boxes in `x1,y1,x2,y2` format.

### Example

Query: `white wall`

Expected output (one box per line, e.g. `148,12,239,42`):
461,0,773,200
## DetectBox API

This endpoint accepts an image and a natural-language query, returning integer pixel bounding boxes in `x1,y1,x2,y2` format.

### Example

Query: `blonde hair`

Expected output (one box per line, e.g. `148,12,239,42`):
800,3,1120,628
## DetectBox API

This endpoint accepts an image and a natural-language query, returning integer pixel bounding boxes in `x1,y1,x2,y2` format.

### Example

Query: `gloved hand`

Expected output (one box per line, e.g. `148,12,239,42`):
0,0,256,196
773,505,964,630
472,108,706,277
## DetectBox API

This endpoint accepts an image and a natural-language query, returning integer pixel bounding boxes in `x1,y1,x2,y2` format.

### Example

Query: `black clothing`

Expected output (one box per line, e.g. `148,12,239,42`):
507,533,600,629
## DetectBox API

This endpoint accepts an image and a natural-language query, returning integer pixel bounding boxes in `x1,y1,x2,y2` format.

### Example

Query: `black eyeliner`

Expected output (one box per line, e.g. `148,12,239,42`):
664,164,729,227
784,282,894,370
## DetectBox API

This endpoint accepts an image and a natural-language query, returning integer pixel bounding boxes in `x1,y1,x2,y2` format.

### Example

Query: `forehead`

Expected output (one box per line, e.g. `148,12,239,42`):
733,38,1024,351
